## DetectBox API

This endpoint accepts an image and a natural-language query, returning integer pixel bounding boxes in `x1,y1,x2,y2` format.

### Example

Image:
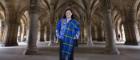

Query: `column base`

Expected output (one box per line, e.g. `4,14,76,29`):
0,43,5,47
40,39,45,42
25,48,38,55
4,42,18,46
97,38,105,41
104,48,120,55
87,40,94,47
125,40,138,45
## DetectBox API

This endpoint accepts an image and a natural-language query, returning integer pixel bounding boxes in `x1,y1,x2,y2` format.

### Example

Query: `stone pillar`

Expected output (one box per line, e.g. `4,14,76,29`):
87,23,94,47
4,9,18,46
91,26,96,41
25,0,39,55
18,26,22,42
40,25,45,42
0,20,2,42
97,24,104,41
49,6,55,45
86,10,94,47
5,22,18,46
20,24,25,42
46,26,50,41
101,0,120,54
1,21,6,44
124,8,139,45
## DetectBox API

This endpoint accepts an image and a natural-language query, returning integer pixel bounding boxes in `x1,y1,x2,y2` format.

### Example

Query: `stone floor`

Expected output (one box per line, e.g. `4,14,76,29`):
0,42,140,60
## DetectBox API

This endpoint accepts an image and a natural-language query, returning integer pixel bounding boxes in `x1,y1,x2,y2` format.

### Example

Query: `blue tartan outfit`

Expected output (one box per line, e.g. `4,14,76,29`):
56,18,80,60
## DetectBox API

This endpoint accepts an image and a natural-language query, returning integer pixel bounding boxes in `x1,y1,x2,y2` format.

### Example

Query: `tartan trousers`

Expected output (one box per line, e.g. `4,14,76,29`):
59,40,76,60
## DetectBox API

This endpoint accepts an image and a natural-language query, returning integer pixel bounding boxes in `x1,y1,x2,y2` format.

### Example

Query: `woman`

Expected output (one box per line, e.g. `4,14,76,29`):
56,9,80,60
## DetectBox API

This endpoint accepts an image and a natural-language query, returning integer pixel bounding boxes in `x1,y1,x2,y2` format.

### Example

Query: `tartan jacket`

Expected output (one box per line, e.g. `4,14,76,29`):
56,18,80,55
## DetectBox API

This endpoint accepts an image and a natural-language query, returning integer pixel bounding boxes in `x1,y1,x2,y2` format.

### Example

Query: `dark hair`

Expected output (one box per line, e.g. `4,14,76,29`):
63,9,74,19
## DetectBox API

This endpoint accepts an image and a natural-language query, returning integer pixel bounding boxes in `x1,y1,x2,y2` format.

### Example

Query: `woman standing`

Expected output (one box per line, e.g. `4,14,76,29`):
56,9,80,60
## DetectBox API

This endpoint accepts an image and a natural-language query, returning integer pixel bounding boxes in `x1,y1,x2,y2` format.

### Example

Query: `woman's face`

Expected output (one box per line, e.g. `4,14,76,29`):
65,10,72,18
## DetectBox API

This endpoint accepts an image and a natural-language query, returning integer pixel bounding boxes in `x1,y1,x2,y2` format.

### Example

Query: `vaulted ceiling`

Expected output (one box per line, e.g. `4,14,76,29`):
0,0,140,26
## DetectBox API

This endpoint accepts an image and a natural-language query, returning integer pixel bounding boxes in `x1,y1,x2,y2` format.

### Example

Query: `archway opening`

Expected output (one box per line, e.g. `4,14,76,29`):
0,3,6,45
17,11,30,46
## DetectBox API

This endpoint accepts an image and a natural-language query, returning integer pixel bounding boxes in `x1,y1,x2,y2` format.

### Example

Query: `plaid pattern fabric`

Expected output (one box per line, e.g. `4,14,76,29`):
56,18,80,60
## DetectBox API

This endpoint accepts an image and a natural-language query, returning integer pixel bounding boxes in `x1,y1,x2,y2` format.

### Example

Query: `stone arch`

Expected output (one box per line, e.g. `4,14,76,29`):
55,2,84,21
93,7,105,41
134,0,140,12
112,8,123,42
133,0,140,23
38,12,48,42
0,1,8,21
40,0,50,10
90,0,100,16
38,0,51,43
0,2,6,44
55,0,85,13
133,0,140,42
17,9,30,44
134,1,140,29
89,2,104,42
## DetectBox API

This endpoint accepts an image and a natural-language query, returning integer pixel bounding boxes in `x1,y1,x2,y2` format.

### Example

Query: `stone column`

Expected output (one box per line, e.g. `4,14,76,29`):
40,25,45,42
4,9,18,46
87,23,94,47
49,5,56,45
101,0,120,54
0,20,2,42
25,0,39,55
17,26,22,42
1,21,6,44
97,24,104,41
86,10,94,47
5,22,18,46
91,26,96,41
20,24,25,42
124,8,139,45
46,26,50,41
